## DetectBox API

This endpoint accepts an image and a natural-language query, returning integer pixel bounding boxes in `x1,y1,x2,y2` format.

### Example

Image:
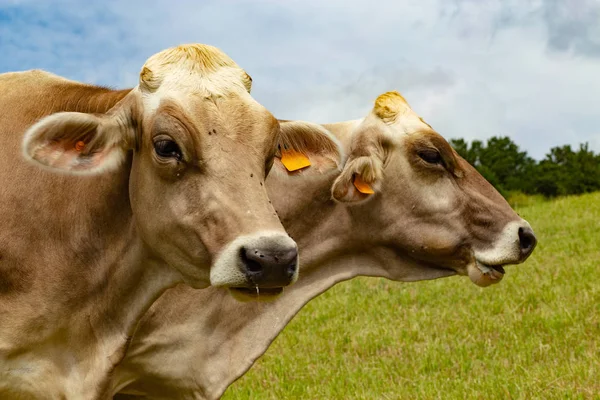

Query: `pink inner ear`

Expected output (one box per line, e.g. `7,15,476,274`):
32,141,107,171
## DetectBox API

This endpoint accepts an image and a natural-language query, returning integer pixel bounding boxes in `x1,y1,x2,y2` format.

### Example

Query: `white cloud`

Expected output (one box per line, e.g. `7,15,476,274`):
0,0,598,159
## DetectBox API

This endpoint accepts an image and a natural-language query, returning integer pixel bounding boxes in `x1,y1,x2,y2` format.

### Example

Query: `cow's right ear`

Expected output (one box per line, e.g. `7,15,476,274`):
275,120,343,176
22,109,134,175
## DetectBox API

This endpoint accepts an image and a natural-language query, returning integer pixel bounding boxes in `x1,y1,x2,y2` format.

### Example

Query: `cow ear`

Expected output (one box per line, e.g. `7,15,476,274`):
22,109,134,175
331,154,383,203
274,120,343,176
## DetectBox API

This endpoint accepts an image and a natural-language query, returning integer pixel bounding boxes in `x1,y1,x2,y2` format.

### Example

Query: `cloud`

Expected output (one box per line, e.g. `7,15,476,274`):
542,0,600,57
0,0,598,159
447,0,600,58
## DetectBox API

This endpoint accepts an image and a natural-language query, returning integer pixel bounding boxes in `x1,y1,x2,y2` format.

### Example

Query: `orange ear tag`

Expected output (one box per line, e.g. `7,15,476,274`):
74,141,86,152
280,149,311,172
353,174,374,194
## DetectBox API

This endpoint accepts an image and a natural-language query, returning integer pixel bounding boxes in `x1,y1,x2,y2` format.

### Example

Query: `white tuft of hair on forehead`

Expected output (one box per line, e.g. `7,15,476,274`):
372,91,433,136
136,44,253,113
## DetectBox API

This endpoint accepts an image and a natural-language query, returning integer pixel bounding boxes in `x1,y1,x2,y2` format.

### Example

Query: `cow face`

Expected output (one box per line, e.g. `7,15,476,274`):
331,91,537,286
21,44,299,292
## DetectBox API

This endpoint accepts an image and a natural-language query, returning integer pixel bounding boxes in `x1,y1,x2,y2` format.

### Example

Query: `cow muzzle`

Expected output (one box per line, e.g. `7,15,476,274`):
468,220,538,287
210,232,299,298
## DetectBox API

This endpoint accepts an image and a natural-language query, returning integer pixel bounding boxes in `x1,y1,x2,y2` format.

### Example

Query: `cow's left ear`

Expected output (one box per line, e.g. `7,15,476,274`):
275,120,343,176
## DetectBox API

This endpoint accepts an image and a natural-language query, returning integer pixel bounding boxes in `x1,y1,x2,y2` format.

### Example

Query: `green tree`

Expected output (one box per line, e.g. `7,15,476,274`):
450,136,535,194
536,144,600,196
450,137,600,198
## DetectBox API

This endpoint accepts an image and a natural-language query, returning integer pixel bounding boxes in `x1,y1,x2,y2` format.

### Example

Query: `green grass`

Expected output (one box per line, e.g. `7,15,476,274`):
223,192,600,400
505,191,548,209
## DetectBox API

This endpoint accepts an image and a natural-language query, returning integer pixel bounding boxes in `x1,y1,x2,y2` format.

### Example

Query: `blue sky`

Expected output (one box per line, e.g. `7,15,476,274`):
1,0,599,159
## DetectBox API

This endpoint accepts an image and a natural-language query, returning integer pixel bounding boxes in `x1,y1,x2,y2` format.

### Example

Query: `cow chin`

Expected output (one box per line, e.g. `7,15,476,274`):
228,287,285,303
466,260,505,287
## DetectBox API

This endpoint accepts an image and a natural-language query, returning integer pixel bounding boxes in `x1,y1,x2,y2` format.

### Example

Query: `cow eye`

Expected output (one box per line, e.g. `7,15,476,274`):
418,149,442,165
154,139,182,160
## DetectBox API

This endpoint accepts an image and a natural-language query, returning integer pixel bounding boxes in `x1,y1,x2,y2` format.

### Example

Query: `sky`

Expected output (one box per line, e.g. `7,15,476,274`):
1,0,598,159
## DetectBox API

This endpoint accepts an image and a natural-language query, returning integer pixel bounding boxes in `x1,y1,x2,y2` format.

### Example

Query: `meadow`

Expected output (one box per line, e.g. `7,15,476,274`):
223,192,600,399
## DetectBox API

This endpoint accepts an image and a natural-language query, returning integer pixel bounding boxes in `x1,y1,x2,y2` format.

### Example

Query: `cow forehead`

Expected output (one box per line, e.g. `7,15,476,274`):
137,44,253,114
392,113,433,136
351,113,434,152
156,92,275,136
138,68,252,116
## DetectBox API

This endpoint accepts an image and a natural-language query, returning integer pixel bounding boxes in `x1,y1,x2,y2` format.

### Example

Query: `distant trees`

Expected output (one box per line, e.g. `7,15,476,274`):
449,137,600,198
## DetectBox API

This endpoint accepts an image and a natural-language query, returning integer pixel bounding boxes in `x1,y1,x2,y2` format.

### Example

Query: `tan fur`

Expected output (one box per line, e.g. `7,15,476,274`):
0,43,295,399
112,92,536,399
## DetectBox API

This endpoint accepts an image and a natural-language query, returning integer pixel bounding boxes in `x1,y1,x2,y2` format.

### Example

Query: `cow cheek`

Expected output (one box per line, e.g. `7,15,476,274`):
410,224,466,259
128,157,174,244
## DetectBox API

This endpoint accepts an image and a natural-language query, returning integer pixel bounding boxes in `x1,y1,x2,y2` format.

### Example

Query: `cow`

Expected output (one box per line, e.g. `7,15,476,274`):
0,44,310,399
112,91,537,399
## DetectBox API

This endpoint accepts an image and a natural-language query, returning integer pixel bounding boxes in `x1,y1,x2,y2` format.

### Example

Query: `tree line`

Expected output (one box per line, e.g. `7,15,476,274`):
449,136,600,198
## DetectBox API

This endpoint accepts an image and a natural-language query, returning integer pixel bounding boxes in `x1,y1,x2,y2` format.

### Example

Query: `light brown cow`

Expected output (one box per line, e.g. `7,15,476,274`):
0,44,306,399
112,91,537,399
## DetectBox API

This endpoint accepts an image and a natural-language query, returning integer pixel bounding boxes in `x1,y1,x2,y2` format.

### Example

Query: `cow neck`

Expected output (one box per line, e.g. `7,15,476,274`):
90,206,182,367
54,164,182,398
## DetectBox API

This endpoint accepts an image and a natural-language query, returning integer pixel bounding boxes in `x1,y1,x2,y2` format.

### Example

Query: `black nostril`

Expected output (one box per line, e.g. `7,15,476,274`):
240,247,263,274
518,227,533,250
518,226,537,258
285,255,298,280
287,262,297,278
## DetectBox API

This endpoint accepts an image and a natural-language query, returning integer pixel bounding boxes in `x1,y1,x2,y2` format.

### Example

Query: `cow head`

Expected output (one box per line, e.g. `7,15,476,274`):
20,44,301,293
275,91,536,287
329,91,537,286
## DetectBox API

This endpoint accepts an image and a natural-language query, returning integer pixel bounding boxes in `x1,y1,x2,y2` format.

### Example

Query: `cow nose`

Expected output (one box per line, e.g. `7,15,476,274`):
240,245,298,287
518,226,537,260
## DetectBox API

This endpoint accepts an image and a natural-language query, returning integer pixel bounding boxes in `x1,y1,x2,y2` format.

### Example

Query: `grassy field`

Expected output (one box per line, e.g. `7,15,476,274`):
223,192,600,399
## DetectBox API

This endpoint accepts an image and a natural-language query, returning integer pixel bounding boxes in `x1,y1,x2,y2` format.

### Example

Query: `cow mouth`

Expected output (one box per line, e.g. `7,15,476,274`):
228,286,284,301
467,260,506,287
490,264,505,274
478,261,506,275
